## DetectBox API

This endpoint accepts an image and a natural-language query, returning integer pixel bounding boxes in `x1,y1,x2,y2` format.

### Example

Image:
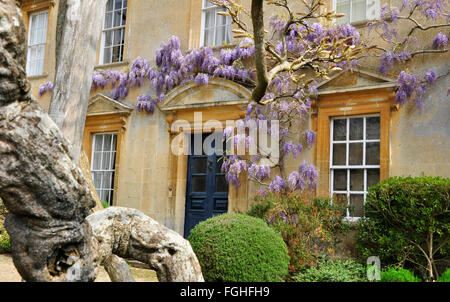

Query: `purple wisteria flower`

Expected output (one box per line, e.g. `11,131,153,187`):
432,33,448,49
268,175,287,193
248,163,270,181
38,81,54,98
425,70,437,84
305,130,316,146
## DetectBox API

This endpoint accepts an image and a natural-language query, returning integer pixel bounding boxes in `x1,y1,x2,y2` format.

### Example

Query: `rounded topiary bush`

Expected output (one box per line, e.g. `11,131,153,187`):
380,268,421,282
188,213,289,282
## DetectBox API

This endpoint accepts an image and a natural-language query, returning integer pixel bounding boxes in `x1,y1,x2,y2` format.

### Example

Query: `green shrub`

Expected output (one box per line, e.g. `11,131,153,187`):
101,200,110,209
248,193,349,274
188,213,289,282
380,267,421,282
0,222,11,254
437,269,450,282
294,258,366,282
355,176,450,281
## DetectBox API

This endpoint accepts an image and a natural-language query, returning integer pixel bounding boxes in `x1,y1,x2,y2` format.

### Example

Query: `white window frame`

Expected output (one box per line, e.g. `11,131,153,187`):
333,0,380,25
99,0,127,65
329,115,381,221
26,10,48,76
200,0,233,47
91,133,118,206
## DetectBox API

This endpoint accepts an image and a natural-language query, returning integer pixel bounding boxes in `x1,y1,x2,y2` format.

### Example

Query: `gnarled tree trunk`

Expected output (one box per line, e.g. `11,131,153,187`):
0,0,204,282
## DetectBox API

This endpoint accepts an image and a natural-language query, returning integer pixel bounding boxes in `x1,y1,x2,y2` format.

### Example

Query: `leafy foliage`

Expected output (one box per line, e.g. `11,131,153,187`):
380,267,421,282
101,200,110,209
356,176,450,281
188,213,289,282
437,268,450,282
294,258,366,282
0,222,10,254
248,193,349,274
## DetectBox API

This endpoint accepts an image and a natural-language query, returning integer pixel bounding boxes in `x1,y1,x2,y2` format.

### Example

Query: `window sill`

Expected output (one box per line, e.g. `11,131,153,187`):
27,73,49,80
94,60,130,70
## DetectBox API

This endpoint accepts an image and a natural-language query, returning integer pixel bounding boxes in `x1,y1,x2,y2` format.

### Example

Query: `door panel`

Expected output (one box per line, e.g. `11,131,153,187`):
184,134,228,238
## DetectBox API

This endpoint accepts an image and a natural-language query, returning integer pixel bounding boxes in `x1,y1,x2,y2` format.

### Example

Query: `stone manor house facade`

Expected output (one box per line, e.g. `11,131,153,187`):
21,0,449,237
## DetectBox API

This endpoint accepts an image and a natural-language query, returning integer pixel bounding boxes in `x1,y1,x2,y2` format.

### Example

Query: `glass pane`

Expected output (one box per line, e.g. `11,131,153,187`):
103,134,112,150
122,8,127,26
114,0,122,10
112,45,121,62
104,31,113,47
94,135,103,151
204,29,214,47
350,194,364,217
113,10,122,27
103,47,112,64
110,152,117,170
349,143,363,165
217,12,227,26
366,142,380,165
225,24,233,44
336,0,350,24
349,118,363,140
215,25,226,46
112,134,117,150
204,10,215,28
333,143,346,165
367,169,380,189
204,0,215,8
366,116,380,139
333,119,347,141
105,12,113,29
106,0,114,12
192,176,206,192
193,157,207,173
103,172,112,189
352,0,367,22
92,152,102,170
216,175,228,192
333,170,347,191
102,152,111,170
92,172,102,190
350,169,364,191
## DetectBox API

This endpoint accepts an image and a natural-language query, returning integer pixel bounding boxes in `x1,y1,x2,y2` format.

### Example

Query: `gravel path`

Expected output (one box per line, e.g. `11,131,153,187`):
0,253,158,282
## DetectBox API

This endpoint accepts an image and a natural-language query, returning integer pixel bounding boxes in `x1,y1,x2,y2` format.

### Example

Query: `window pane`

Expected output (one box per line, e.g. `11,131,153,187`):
204,0,215,8
114,10,122,27
215,25,226,46
333,170,347,191
352,0,367,22
333,119,347,141
367,169,380,188
333,143,346,165
366,116,380,139
105,12,113,29
193,157,207,173
192,176,206,192
112,45,122,62
336,0,350,24
114,0,122,10
103,47,111,64
217,12,228,26
104,31,113,47
102,172,112,189
349,143,363,165
216,157,224,173
92,171,102,189
350,194,364,217
102,152,111,170
349,118,363,140
122,8,127,26
216,175,228,192
112,135,117,150
103,134,112,150
204,10,215,28
106,0,114,12
350,169,364,191
204,28,214,47
113,29,123,46
366,142,380,165
93,152,102,170
110,152,117,170
94,135,103,151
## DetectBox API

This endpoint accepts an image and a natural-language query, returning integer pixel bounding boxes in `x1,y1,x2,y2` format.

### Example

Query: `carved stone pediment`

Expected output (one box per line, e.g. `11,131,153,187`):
160,77,251,112
87,93,134,116
317,69,396,95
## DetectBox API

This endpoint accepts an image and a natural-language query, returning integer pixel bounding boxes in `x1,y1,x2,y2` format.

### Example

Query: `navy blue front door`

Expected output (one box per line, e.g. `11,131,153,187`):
184,134,228,238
